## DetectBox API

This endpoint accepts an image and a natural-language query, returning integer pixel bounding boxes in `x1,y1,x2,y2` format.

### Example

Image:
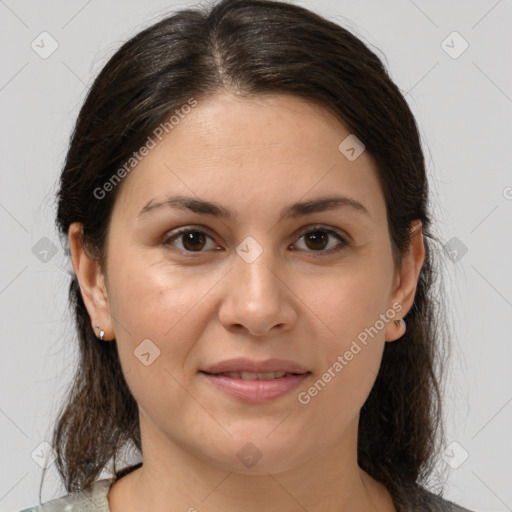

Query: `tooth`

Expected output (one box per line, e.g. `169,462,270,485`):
257,372,274,380
223,371,241,379
240,371,259,380
217,371,288,380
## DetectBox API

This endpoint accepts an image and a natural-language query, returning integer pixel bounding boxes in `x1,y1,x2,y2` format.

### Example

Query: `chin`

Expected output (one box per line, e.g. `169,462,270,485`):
196,431,316,476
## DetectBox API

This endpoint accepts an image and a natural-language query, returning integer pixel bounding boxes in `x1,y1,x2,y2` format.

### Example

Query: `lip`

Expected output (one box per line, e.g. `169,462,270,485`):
201,358,309,375
200,372,310,403
199,358,310,403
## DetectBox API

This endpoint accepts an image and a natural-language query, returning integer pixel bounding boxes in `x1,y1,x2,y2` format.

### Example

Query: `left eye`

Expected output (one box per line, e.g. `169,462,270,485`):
163,226,348,255
292,227,347,254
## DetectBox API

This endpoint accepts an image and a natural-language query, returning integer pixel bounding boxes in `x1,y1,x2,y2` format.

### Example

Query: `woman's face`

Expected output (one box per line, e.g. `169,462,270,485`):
76,92,423,475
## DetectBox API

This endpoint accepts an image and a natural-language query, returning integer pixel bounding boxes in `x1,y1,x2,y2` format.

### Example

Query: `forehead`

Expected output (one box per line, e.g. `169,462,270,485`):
111,92,384,223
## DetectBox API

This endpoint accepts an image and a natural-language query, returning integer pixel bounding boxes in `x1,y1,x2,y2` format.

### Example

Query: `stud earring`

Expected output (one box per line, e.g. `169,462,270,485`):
95,323,105,341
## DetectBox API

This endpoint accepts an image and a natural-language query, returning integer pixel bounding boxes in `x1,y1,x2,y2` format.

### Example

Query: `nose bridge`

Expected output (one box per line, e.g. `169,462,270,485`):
218,234,295,335
234,234,281,305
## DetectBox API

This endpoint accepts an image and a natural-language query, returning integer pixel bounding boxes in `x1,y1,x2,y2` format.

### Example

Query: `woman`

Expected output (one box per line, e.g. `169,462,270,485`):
21,0,474,510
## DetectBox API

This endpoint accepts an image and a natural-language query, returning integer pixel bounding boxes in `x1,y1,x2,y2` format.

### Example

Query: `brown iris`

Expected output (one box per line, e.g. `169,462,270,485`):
182,231,207,251
303,230,329,251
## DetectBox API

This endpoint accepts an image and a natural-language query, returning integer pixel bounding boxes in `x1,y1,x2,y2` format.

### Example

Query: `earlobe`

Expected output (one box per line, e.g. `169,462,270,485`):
385,220,426,342
387,317,406,342
68,222,114,341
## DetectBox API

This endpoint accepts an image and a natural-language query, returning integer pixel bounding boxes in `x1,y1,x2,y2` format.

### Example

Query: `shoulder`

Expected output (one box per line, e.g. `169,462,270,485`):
430,496,475,512
416,486,476,512
18,478,114,512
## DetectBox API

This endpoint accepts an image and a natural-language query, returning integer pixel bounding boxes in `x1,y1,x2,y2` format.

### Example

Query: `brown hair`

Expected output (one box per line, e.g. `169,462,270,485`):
42,0,449,509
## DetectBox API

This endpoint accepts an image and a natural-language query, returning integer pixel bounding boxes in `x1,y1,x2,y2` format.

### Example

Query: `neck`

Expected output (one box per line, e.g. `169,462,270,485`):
109,413,395,512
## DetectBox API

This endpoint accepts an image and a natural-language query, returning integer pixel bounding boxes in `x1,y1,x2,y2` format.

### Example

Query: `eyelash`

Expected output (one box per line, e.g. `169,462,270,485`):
162,225,350,258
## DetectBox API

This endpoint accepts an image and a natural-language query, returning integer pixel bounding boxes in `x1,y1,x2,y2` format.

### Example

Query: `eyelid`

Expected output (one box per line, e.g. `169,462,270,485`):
295,224,349,242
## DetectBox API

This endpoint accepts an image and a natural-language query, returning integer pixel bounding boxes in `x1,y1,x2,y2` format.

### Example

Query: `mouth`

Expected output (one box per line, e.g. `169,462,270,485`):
201,357,310,376
199,364,311,403
201,371,306,380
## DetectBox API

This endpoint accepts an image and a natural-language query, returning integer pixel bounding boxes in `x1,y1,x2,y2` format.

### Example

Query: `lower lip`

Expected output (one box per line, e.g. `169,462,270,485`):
200,372,310,403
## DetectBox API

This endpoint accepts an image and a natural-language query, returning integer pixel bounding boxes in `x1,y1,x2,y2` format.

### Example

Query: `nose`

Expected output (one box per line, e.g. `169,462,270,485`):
218,240,297,337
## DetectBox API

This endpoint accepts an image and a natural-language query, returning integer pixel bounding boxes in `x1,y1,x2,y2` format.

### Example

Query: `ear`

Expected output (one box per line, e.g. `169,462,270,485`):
385,220,426,342
68,222,114,341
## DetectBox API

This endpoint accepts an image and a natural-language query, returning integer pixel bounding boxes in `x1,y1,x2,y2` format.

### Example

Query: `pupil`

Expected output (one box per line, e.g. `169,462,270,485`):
183,231,206,251
306,231,327,250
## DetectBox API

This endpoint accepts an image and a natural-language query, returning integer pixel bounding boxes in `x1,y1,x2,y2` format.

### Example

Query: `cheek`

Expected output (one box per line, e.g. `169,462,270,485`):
105,257,226,390
298,256,393,349
294,257,392,407
105,266,210,415
298,272,390,419
107,254,211,338
299,345,384,446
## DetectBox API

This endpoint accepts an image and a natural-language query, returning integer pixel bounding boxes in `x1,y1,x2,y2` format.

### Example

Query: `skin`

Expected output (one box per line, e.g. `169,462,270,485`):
69,92,425,512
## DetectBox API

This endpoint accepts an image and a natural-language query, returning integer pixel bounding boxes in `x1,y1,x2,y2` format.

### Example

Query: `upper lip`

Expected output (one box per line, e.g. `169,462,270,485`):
201,358,310,374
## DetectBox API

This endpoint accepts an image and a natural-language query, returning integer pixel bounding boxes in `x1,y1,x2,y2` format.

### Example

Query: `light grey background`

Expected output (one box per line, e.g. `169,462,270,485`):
1,1,511,511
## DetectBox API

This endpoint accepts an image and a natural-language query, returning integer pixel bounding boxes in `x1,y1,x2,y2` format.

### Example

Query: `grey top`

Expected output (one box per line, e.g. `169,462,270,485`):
19,478,113,512
19,477,475,511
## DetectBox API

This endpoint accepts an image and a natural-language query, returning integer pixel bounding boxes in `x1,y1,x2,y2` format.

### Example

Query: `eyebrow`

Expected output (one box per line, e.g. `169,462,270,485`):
137,194,370,221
